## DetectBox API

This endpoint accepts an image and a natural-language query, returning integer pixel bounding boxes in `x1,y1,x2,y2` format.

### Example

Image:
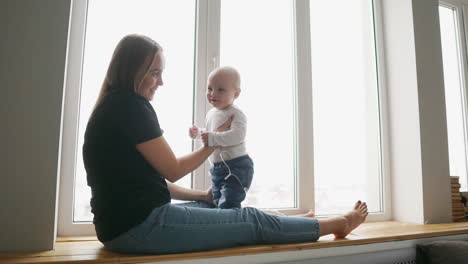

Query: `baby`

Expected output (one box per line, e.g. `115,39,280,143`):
189,66,254,209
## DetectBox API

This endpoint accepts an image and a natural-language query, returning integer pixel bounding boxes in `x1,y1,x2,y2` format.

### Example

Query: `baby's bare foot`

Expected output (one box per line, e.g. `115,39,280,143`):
334,201,368,238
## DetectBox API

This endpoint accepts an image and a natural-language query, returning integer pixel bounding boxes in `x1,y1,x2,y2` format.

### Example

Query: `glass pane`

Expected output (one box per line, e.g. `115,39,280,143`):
439,5,468,191
220,0,295,208
74,0,196,222
310,0,382,215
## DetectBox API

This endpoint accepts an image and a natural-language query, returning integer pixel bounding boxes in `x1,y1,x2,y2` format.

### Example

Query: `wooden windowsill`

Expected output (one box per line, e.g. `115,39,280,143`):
2,221,468,264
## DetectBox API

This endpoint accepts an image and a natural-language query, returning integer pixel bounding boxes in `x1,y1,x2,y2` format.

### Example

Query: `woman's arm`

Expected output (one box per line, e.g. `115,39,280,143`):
136,137,214,183
167,181,212,203
136,116,233,183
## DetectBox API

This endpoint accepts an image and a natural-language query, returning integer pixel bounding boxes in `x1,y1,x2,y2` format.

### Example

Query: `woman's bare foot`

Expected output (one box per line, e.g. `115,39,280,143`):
289,209,315,218
333,201,368,238
302,209,315,218
318,201,368,238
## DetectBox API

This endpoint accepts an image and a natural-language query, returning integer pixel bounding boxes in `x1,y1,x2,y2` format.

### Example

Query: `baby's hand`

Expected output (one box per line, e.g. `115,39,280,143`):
189,125,199,139
201,132,209,146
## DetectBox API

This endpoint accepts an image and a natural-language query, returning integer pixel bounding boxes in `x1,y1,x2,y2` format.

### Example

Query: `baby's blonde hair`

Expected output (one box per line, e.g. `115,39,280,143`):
208,66,241,90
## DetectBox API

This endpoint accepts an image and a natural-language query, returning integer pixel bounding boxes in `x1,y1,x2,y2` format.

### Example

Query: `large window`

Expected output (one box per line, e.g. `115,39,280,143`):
60,0,387,235
310,0,382,215
439,1,468,192
73,0,196,222
219,0,296,208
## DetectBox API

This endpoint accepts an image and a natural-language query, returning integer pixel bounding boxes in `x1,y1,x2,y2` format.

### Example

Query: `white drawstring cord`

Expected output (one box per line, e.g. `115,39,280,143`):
196,133,248,193
219,151,248,193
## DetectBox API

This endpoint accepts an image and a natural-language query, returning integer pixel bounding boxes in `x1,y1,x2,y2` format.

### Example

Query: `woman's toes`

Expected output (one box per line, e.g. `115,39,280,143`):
354,201,362,209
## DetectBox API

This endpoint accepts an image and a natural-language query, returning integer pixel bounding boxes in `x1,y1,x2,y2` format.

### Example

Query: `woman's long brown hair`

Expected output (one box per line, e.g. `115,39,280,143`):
91,34,162,114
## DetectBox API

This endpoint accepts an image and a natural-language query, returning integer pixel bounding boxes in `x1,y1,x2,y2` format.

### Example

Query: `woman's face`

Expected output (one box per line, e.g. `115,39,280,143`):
137,52,165,101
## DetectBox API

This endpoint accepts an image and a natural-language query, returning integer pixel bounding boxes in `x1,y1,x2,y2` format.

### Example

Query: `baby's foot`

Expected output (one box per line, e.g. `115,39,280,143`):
334,201,368,238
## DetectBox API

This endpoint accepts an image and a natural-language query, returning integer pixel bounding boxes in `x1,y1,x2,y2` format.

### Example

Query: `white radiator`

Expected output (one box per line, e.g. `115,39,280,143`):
286,248,417,264
145,234,468,264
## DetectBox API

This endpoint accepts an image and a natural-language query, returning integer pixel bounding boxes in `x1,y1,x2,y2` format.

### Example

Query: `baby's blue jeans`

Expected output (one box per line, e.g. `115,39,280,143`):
104,202,320,254
210,155,254,209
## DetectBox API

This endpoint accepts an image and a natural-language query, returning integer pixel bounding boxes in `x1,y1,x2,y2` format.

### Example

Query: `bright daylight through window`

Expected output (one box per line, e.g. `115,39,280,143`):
220,0,296,209
70,0,383,223
310,0,382,215
73,0,196,221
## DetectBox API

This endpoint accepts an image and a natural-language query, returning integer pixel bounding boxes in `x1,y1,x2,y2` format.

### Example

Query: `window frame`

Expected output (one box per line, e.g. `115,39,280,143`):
295,0,316,214
58,0,390,236
192,0,220,192
58,0,95,236
369,0,392,222
297,0,391,220
440,0,468,192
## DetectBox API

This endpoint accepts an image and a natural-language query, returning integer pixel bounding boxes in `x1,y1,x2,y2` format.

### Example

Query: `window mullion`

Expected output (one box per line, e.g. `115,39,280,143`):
193,0,221,191
369,0,391,221
294,0,314,213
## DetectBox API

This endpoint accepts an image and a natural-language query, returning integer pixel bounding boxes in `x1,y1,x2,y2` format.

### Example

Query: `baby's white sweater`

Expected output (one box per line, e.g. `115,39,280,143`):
206,104,248,164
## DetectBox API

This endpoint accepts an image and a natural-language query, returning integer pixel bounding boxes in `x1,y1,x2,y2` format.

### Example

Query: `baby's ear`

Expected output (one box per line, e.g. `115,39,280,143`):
235,88,241,98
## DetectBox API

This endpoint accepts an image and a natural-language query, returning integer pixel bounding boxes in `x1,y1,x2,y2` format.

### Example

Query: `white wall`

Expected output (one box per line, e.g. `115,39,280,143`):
1,0,71,252
382,0,425,223
412,0,452,223
382,0,451,224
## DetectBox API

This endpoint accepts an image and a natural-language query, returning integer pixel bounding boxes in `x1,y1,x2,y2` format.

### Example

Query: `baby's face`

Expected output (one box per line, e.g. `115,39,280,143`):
206,72,239,110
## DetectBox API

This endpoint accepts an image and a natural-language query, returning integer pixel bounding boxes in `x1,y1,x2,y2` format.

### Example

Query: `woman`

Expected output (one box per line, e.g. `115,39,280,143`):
83,34,368,254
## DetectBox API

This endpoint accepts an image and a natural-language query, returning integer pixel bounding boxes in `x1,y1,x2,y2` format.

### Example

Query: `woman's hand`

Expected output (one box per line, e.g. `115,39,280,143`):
201,132,209,146
167,181,215,203
204,187,214,205
216,115,234,132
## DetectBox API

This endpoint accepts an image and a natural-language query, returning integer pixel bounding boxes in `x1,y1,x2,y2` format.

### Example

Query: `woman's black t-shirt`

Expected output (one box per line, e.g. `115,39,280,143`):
83,89,170,242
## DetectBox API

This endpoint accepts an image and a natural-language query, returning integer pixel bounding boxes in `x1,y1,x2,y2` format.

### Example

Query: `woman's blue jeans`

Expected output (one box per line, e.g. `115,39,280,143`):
104,202,320,254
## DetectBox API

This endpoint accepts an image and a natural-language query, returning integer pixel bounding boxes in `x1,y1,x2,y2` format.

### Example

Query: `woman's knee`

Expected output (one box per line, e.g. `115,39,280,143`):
238,207,272,223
